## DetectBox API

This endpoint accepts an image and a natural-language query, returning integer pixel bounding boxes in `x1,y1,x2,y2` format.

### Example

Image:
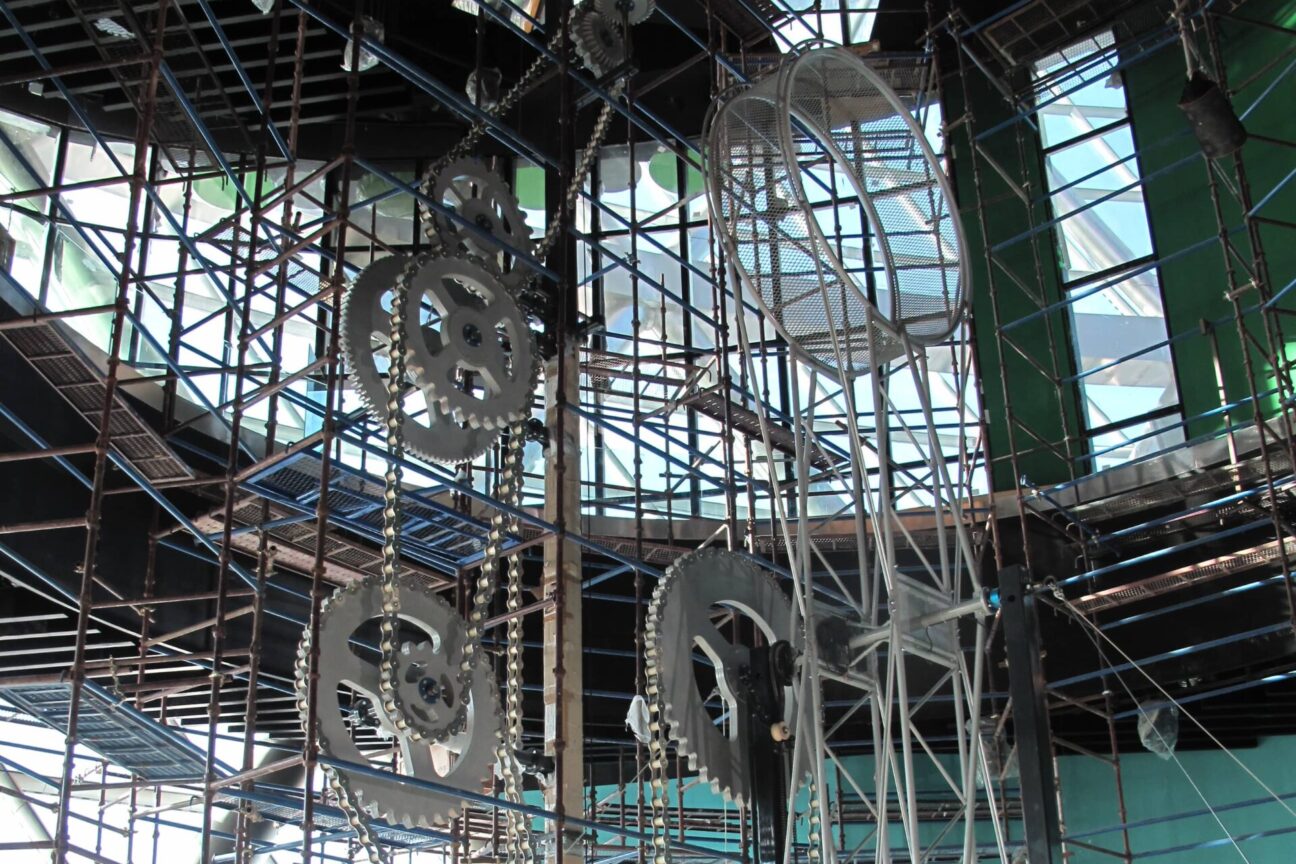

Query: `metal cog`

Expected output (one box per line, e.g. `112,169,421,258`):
341,255,495,464
571,6,625,78
647,548,797,806
296,576,501,829
595,0,655,25
403,253,538,431
423,158,533,264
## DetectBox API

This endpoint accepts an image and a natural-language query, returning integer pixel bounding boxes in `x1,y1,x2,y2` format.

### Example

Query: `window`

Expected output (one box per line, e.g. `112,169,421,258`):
1034,32,1183,470
773,0,879,53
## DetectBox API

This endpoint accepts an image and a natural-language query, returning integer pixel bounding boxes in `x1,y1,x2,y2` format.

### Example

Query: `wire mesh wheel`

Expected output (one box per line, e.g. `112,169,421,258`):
706,45,967,381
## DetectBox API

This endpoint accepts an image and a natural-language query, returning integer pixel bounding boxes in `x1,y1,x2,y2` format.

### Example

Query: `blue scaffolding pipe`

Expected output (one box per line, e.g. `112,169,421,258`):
0,13,314,333
1021,389,1275,500
1100,473,1293,543
285,0,558,170
1113,665,1296,719
582,563,635,589
1238,45,1296,123
1082,382,1281,465
1137,823,1296,859
137,814,354,864
473,1,709,172
120,305,248,456
570,403,757,496
1049,621,1292,690
993,151,1202,257
1063,787,1296,842
1263,272,1296,309
1057,518,1273,588
237,481,466,576
0,402,92,491
967,23,1186,142
1104,574,1289,631
316,754,744,860
0,128,121,277
355,158,557,282
570,227,717,326
191,0,291,160
327,426,665,577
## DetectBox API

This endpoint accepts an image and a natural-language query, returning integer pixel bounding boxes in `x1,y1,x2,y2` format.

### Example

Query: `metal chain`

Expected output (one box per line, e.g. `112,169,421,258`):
424,11,573,187
536,80,626,260
293,625,390,864
376,251,415,731
500,499,533,864
327,765,390,864
806,774,823,864
644,586,672,864
341,13,629,863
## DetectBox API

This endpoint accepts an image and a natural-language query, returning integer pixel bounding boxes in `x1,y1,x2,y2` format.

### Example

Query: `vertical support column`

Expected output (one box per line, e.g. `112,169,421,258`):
543,346,583,864
545,1,582,860
998,565,1061,864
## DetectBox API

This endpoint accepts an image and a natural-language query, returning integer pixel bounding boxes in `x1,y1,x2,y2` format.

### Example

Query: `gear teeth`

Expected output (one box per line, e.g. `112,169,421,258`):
572,6,625,78
645,548,794,808
296,577,499,831
400,251,538,435
595,0,656,25
343,254,497,466
420,158,533,265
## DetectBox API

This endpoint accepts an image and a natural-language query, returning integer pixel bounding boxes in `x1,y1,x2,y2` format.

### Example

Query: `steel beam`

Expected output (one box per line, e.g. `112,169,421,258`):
998,565,1062,864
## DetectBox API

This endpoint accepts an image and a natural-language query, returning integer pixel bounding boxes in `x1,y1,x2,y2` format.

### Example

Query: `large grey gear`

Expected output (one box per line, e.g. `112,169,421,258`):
297,576,501,828
341,255,496,464
403,253,538,431
424,158,533,264
596,0,655,25
647,548,797,805
571,6,625,78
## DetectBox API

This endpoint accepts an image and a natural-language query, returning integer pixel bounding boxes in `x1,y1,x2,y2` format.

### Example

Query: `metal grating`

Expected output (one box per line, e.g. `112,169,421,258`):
0,319,194,483
0,678,209,782
681,382,841,469
1075,536,1296,614
191,492,454,591
706,47,963,379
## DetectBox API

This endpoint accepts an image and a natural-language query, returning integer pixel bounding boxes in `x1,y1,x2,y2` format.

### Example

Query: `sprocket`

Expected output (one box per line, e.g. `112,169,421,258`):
295,576,501,828
571,5,625,78
646,548,799,805
595,0,655,25
341,254,496,464
422,157,533,267
402,252,538,431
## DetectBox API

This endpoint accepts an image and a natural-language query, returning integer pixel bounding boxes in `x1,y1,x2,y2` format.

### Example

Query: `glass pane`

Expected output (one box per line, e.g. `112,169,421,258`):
1046,127,1154,282
1071,270,1179,431
1035,32,1126,150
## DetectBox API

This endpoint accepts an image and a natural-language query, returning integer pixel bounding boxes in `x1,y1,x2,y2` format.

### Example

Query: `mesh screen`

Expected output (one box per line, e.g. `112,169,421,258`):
787,50,963,344
708,48,964,378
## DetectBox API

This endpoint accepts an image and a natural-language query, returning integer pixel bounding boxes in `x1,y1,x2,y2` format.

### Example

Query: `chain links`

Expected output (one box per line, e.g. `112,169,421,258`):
536,80,626,260
500,473,532,864
325,12,629,862
806,774,823,864
644,597,671,864
293,622,390,864
424,12,572,189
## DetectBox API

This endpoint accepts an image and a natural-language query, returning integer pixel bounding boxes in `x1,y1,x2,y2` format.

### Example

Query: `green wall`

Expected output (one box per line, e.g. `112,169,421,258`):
953,0,1296,488
1058,733,1296,862
947,57,1083,492
568,734,1296,862
1123,0,1296,439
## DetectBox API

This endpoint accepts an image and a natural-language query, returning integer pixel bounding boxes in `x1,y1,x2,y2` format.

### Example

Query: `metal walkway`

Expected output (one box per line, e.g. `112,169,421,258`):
0,678,210,782
0,274,194,485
